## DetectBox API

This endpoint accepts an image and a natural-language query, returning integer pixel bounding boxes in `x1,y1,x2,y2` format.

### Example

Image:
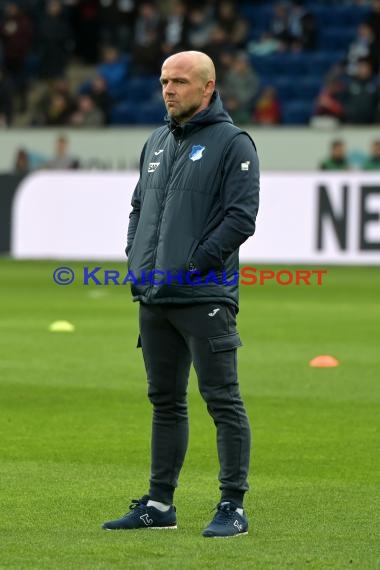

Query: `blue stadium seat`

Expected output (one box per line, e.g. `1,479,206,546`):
343,5,370,26
109,102,137,125
312,6,336,28
305,51,345,76
319,28,357,51
250,55,271,75
78,79,92,95
133,101,166,125
281,101,313,125
267,77,296,102
328,5,370,26
251,53,309,76
240,5,273,39
123,76,161,103
24,52,40,78
297,77,322,99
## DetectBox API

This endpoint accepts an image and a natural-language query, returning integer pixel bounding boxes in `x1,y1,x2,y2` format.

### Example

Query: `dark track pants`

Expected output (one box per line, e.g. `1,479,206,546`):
138,302,251,507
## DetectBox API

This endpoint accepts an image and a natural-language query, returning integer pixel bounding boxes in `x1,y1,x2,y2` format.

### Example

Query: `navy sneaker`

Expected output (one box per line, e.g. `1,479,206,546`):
202,501,248,538
102,495,177,530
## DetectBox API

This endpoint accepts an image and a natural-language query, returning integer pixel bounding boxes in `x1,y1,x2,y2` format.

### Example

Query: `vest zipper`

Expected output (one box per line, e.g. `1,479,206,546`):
146,136,182,299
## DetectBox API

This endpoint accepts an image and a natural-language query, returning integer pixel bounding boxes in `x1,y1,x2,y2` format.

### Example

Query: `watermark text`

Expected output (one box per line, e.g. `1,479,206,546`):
53,266,328,286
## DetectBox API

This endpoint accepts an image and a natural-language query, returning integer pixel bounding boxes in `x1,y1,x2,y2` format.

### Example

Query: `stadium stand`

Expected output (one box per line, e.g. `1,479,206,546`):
0,0,377,127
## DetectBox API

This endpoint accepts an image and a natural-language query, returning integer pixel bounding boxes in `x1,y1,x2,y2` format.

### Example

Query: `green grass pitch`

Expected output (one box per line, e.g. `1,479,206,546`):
1,260,379,569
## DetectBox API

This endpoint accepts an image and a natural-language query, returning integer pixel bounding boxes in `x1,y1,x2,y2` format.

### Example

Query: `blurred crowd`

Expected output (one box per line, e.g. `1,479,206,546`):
319,138,380,170
313,2,380,124
0,0,380,128
13,133,80,171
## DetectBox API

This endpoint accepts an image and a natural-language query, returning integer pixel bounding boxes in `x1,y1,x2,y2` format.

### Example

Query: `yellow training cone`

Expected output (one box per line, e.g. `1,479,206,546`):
48,320,75,333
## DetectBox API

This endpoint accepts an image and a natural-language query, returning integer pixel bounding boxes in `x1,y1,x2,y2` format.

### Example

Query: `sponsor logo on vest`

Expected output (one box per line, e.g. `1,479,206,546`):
148,162,160,172
189,145,206,162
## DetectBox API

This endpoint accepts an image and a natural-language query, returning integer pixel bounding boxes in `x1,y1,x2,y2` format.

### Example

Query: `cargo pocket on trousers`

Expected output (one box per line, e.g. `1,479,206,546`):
208,332,242,352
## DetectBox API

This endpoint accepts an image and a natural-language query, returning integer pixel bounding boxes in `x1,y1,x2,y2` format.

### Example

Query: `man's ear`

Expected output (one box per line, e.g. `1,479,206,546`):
204,80,215,97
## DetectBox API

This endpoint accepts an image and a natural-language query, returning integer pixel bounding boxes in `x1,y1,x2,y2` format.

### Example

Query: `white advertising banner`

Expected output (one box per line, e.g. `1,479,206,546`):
11,171,380,264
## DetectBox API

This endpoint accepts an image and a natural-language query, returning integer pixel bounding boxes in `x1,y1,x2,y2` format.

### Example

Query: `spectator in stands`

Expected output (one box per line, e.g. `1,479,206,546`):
346,22,379,76
216,0,249,49
0,2,33,112
183,6,215,50
70,94,105,127
162,0,187,56
344,59,379,124
313,78,346,123
203,26,235,82
42,92,73,126
38,0,73,79
288,0,316,51
270,2,292,50
13,148,30,173
221,95,249,125
45,135,79,169
319,140,350,171
248,32,282,57
86,75,112,123
31,78,75,126
99,0,137,51
367,0,380,45
134,1,162,46
362,139,380,169
130,2,164,75
97,45,128,98
268,0,316,53
0,68,14,126
69,0,100,64
220,51,260,123
252,86,281,125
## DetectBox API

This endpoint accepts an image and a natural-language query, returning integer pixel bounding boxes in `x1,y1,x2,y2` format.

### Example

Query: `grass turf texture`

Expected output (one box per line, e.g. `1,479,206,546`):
0,260,379,569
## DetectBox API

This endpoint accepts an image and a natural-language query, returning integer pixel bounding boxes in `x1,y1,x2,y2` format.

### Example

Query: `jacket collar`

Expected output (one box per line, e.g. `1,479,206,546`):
166,91,232,140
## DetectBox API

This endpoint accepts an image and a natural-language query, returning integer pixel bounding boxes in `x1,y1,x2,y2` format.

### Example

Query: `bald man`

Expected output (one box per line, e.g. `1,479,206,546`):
102,51,260,538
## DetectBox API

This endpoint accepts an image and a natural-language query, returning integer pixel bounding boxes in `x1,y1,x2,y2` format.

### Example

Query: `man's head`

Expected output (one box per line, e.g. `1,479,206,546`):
231,52,251,74
356,59,373,80
5,3,19,17
101,45,119,64
78,95,95,113
330,139,346,160
47,0,62,17
56,135,68,156
370,140,380,159
357,23,374,40
160,51,216,124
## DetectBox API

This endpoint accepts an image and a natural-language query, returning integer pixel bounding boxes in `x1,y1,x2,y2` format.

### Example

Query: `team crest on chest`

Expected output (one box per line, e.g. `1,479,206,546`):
189,145,206,162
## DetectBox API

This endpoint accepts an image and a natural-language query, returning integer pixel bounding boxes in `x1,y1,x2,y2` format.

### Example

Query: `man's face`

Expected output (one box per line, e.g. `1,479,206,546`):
357,61,372,80
160,60,210,124
332,143,345,159
56,138,67,155
372,143,380,158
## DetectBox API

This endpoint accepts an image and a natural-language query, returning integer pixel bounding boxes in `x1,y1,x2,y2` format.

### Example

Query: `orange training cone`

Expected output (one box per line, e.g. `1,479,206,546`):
309,355,339,368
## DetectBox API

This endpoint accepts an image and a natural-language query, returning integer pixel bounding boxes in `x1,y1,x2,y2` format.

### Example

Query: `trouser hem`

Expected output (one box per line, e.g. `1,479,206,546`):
220,490,246,507
149,483,175,505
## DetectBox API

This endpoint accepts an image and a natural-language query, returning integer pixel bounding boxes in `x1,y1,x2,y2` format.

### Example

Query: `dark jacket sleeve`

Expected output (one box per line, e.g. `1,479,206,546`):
126,143,147,257
191,133,260,273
